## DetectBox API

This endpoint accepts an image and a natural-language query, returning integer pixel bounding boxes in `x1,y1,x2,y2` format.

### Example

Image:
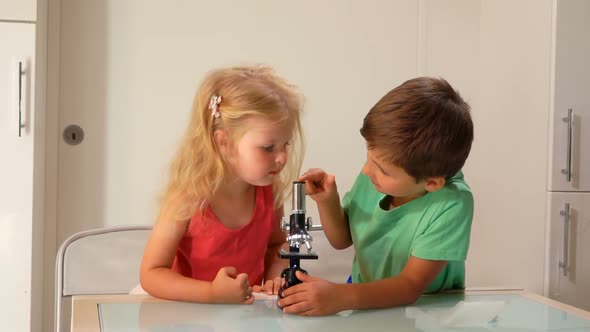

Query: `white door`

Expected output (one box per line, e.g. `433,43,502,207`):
549,0,590,191
547,192,590,311
0,22,36,332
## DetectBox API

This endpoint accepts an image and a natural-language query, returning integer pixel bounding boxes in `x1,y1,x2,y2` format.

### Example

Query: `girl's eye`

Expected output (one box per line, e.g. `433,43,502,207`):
262,145,274,152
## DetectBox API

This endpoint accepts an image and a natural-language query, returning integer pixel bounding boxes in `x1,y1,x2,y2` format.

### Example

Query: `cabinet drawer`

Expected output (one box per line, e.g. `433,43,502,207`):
548,0,590,191
0,0,36,21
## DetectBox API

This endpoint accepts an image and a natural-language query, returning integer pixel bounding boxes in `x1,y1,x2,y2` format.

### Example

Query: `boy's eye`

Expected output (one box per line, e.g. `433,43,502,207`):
374,160,390,176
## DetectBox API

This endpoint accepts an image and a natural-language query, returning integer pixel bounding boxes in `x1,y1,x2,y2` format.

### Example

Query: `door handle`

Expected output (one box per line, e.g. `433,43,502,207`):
558,203,570,276
560,109,573,182
17,60,26,137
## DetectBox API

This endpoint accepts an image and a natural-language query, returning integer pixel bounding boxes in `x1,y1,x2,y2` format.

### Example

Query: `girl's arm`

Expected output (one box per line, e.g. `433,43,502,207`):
139,203,253,304
260,206,289,293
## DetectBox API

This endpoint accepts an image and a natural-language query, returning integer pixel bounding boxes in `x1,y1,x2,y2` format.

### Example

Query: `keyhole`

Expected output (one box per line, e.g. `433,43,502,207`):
63,124,84,146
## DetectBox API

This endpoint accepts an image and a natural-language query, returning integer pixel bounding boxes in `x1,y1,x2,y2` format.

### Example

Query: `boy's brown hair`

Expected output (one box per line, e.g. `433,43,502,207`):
360,77,473,182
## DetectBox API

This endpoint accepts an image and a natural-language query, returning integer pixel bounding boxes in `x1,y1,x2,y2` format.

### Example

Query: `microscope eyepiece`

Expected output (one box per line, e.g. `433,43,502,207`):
292,181,306,214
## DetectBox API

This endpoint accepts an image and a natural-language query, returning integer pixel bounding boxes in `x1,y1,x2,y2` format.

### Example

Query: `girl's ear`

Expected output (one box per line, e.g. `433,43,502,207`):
213,129,229,154
424,176,445,193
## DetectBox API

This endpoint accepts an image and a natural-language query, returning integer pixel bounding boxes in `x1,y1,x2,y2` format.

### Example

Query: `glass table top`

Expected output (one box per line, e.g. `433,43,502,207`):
98,293,590,332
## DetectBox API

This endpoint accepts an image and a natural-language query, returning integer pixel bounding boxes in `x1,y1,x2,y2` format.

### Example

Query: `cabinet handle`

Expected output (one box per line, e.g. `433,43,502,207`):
560,109,573,182
558,203,570,276
17,61,26,137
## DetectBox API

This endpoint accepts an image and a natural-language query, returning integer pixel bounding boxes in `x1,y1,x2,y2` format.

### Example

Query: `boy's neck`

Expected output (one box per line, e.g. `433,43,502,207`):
390,191,427,209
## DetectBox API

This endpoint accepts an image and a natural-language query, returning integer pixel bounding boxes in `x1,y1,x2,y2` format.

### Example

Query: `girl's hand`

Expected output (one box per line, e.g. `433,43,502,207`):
277,271,344,316
210,267,254,304
298,168,338,203
253,277,283,295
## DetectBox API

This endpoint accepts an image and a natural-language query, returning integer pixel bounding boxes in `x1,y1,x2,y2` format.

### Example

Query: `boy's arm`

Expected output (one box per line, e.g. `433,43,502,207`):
316,193,352,250
279,256,446,315
346,256,447,309
299,169,352,250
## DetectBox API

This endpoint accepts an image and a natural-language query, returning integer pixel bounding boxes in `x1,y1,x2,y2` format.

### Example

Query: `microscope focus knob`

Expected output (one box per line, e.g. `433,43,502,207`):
281,216,290,232
305,216,313,231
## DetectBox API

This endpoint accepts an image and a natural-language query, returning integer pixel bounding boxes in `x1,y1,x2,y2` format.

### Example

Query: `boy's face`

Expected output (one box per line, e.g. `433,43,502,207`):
361,147,428,205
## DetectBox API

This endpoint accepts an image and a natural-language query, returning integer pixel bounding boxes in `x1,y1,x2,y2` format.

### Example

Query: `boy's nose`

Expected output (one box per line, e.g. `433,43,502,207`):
361,162,370,176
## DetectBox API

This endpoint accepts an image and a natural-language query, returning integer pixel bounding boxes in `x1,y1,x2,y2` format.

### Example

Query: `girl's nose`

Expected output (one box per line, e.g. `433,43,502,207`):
275,150,287,166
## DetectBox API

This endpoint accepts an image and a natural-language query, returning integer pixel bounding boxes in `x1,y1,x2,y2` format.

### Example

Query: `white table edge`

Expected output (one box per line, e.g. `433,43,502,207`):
71,290,590,331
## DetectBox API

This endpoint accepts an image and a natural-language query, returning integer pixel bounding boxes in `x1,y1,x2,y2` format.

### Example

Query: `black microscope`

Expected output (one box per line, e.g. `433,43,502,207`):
277,181,318,300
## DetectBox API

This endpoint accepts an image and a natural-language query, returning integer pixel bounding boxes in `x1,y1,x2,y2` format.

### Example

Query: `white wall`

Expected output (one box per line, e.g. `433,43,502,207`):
47,3,555,330
472,0,552,292
420,0,552,292
56,0,419,241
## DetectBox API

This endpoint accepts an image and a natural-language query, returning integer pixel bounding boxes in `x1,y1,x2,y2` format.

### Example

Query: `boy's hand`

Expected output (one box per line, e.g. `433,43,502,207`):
298,169,338,203
210,267,254,304
252,277,283,294
277,271,344,316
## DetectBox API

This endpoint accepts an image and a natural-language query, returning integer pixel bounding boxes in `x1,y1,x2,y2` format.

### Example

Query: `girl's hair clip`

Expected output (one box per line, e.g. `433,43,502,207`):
209,95,222,118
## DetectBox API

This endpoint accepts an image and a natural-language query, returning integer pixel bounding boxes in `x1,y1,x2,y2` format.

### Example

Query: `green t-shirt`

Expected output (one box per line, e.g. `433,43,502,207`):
342,171,473,293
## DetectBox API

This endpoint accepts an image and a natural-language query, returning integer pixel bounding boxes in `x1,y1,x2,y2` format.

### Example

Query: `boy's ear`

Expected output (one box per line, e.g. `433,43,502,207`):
424,176,445,192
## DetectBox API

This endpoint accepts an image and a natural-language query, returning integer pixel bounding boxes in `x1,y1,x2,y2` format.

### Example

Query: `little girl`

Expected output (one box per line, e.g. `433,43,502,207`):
139,66,304,304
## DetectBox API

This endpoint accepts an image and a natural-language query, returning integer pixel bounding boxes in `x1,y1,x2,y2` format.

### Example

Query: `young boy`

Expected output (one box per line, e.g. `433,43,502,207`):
278,77,474,316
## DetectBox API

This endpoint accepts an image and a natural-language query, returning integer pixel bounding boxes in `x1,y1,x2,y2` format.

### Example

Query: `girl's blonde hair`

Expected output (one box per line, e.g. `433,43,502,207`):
161,66,304,221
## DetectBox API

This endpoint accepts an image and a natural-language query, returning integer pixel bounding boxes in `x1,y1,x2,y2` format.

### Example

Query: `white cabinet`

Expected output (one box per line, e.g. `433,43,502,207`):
547,0,590,311
0,0,37,21
548,0,590,192
547,192,590,311
0,21,36,332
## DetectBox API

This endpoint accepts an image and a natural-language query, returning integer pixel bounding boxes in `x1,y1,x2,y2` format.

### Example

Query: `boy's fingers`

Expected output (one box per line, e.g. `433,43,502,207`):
326,174,336,186
295,270,315,282
299,168,325,180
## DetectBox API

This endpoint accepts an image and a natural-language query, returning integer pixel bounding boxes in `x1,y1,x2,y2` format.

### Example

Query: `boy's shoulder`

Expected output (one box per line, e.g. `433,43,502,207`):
444,171,471,193
430,171,473,203
427,171,473,215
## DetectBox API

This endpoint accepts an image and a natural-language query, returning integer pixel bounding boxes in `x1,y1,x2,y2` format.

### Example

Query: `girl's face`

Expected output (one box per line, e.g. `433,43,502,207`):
361,147,428,206
228,116,293,187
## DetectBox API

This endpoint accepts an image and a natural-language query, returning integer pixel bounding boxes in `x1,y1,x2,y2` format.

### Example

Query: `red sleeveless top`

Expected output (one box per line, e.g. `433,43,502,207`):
171,185,276,286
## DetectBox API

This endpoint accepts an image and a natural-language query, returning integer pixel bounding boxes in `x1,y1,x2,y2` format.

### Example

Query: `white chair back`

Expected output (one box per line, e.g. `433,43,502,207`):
54,225,151,332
